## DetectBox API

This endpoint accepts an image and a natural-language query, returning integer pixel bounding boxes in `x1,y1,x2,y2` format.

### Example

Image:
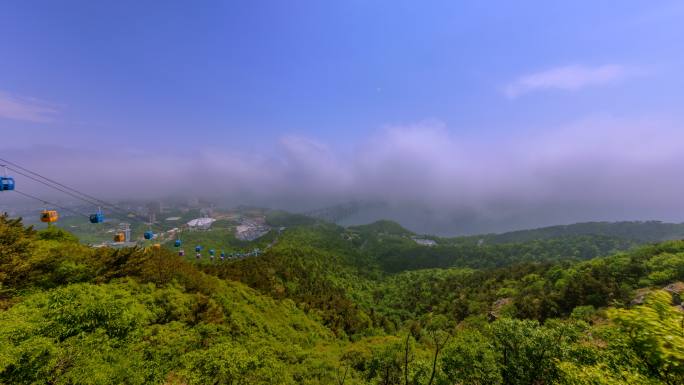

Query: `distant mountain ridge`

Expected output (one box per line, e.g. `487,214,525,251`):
301,200,684,238
341,218,684,245
465,220,684,244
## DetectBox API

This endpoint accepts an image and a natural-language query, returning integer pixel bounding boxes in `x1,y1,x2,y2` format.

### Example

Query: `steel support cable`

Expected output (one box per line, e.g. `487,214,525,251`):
0,158,147,221
2,163,150,224
13,189,90,218
2,158,169,236
0,157,116,210
6,166,104,208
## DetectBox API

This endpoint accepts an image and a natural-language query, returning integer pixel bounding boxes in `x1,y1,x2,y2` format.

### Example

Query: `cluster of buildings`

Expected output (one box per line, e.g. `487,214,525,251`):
235,217,271,241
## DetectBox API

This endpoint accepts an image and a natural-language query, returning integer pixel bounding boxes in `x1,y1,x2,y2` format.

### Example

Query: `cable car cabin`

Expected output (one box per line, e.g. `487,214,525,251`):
195,246,202,252
174,239,182,247
40,210,59,223
153,244,161,249
220,252,226,259
113,232,125,242
89,212,104,224
209,249,215,256
0,177,15,191
144,231,154,240
178,249,185,257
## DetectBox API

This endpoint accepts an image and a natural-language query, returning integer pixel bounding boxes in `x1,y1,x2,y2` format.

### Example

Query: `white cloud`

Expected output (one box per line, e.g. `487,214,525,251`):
0,91,58,122
504,64,629,98
4,117,684,231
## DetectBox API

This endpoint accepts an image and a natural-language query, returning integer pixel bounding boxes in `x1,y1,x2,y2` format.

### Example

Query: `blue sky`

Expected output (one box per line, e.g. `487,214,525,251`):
2,1,684,232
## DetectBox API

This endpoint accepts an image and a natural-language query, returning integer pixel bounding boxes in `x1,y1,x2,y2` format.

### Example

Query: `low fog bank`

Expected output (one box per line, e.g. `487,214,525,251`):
336,200,684,236
3,117,684,235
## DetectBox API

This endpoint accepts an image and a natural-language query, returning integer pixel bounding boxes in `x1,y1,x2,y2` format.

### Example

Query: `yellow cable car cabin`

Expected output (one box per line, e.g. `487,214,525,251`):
40,210,59,223
153,243,161,249
113,232,125,242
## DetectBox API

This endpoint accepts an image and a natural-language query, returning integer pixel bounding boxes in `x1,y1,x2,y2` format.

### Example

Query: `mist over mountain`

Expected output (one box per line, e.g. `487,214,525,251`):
5,117,684,235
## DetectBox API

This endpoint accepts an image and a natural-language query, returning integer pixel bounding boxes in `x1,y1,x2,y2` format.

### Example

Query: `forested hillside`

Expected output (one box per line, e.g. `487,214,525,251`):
1,214,684,384
467,221,684,244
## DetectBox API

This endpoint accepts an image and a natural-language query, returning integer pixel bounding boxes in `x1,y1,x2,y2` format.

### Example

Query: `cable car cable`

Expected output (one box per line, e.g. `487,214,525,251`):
2,161,154,224
0,157,117,210
0,158,147,221
6,166,104,208
13,190,90,218
8,166,146,225
4,165,143,221
3,158,171,240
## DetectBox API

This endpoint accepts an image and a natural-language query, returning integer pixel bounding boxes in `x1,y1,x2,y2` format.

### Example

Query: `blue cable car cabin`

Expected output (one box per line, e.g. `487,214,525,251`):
0,177,15,191
220,251,226,259
144,231,154,240
195,245,202,252
89,212,104,224
209,249,215,256
174,239,182,247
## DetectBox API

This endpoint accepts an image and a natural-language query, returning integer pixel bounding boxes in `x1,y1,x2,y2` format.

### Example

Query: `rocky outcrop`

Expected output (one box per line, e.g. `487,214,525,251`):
488,297,513,321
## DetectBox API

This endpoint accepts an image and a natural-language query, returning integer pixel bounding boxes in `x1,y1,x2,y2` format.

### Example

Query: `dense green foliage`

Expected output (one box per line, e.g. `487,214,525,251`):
337,220,649,272
170,227,277,257
2,213,684,384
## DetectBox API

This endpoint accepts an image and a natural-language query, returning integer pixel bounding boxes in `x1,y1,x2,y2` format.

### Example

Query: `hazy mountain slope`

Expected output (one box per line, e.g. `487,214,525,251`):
464,220,684,244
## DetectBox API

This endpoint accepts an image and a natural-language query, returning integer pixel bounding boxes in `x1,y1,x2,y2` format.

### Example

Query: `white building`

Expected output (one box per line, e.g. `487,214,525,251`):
187,217,216,230
413,238,437,246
